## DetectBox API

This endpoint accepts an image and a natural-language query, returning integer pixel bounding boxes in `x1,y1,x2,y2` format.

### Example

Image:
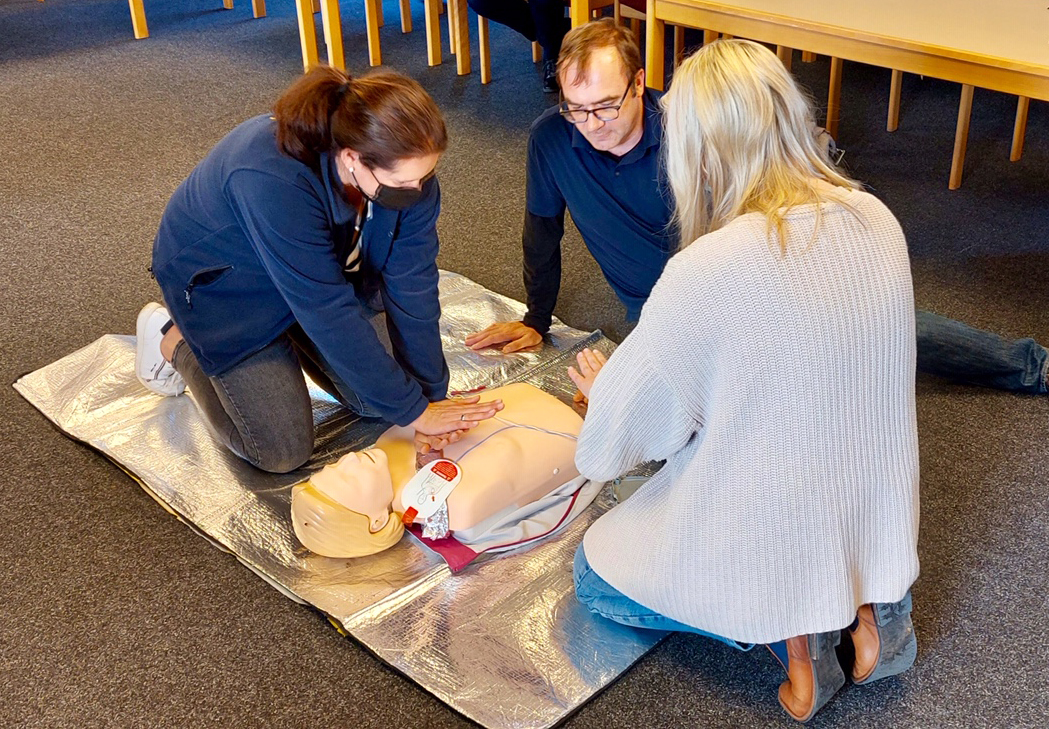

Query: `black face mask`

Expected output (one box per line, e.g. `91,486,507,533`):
352,169,433,211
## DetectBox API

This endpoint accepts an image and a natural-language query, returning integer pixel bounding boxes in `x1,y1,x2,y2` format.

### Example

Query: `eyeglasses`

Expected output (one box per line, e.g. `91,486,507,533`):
559,81,634,124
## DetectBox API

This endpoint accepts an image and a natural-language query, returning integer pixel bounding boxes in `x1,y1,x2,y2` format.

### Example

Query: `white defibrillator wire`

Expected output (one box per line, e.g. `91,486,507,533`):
455,415,578,461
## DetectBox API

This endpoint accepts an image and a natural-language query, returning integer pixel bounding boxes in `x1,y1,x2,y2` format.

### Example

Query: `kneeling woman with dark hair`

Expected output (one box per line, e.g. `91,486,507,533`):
137,66,501,473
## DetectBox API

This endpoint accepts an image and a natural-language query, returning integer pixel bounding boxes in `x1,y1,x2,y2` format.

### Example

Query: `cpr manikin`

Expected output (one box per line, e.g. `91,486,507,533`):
291,383,586,558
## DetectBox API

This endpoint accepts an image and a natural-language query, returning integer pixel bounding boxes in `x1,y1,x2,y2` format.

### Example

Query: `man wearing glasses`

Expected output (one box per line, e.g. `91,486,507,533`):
466,19,669,353
466,20,1049,397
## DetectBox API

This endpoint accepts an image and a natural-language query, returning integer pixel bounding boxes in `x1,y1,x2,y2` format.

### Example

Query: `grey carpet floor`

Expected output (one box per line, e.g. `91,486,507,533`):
2,1,1048,727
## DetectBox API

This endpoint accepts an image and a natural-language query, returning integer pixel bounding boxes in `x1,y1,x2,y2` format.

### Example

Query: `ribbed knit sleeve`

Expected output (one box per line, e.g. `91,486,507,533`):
576,329,699,483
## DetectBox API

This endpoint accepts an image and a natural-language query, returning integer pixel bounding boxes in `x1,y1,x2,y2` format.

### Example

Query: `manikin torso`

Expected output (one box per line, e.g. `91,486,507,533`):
375,383,583,532
291,383,584,557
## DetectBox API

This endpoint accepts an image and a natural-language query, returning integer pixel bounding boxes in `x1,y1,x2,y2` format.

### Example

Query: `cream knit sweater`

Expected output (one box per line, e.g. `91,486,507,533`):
578,188,920,645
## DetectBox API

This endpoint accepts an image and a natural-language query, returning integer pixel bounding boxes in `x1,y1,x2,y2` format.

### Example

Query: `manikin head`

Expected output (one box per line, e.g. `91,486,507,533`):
291,449,404,558
557,19,646,157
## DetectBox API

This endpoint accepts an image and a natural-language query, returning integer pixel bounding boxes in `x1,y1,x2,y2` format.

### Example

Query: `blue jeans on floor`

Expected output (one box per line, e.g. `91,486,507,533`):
573,543,754,651
917,310,1048,393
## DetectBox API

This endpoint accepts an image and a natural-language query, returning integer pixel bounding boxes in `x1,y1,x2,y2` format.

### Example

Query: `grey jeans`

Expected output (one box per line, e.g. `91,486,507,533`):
170,324,380,473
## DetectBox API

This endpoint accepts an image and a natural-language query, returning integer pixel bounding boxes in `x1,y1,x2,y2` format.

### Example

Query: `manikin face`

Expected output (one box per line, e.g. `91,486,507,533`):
308,449,394,532
559,49,646,157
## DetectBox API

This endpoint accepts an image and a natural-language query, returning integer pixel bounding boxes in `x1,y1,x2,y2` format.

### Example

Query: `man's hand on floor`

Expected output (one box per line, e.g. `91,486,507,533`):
465,321,543,354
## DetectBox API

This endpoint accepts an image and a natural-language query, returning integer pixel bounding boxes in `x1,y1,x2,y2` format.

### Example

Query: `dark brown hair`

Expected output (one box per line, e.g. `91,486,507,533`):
273,65,447,170
557,18,643,86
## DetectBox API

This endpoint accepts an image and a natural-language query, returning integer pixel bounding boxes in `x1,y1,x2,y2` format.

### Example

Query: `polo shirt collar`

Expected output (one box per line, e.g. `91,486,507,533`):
569,87,663,164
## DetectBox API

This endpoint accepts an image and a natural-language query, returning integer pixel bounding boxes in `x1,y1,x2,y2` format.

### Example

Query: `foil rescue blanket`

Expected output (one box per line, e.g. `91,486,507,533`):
13,271,664,729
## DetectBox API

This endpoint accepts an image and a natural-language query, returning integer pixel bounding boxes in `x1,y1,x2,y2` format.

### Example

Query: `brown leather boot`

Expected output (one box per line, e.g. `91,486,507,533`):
849,593,917,684
778,631,845,722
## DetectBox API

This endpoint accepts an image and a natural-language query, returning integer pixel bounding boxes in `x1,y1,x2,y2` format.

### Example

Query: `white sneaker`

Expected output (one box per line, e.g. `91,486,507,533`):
135,302,185,396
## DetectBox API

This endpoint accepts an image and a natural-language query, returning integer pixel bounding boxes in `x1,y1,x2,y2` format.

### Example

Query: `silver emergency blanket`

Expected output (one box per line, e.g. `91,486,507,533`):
13,271,664,729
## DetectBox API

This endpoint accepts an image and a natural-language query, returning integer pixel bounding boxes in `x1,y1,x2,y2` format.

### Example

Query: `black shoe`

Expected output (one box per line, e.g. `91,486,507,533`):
542,59,559,94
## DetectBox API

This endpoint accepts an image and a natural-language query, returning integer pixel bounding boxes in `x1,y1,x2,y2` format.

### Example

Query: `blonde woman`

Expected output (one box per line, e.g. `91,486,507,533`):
567,40,919,722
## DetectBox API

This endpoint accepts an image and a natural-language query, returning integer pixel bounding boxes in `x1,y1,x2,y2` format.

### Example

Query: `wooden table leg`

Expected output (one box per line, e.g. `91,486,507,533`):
776,45,792,72
826,56,843,140
251,0,266,18
320,0,347,70
1011,96,1030,162
424,0,442,66
128,0,149,39
478,16,491,84
362,0,381,66
949,83,974,190
887,69,902,132
645,0,665,91
570,0,589,28
673,26,685,69
454,0,470,74
399,0,412,33
294,0,320,71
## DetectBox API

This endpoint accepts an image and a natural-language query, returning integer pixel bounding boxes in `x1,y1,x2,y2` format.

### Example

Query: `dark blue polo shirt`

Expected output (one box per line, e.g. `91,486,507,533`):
524,89,675,325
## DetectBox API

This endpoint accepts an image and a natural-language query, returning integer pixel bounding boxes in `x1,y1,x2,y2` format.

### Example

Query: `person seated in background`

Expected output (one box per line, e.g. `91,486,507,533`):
466,0,646,93
565,39,919,722
293,383,589,557
467,0,569,93
466,19,1049,401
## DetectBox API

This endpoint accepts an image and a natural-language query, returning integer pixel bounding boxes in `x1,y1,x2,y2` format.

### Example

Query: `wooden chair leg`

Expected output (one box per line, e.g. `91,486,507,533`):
630,17,641,45
222,0,233,10
801,51,816,62
361,0,381,66
251,0,266,19
646,12,666,91
479,16,491,84
776,45,792,72
673,26,685,69
453,0,471,75
424,0,442,65
703,29,717,45
532,41,541,63
399,0,411,33
128,0,149,38
1011,97,1030,161
614,0,621,24
570,0,588,28
294,0,320,70
826,56,843,140
320,0,347,69
447,0,458,55
312,0,319,13
376,0,384,27
887,69,903,132
949,84,974,190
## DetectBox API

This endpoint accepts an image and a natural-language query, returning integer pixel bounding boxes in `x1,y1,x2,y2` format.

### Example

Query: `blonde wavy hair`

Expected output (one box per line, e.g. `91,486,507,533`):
662,39,861,252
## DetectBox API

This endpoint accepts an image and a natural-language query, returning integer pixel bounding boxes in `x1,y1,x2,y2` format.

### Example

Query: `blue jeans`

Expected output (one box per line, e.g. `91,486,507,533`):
573,543,754,651
917,310,1048,393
